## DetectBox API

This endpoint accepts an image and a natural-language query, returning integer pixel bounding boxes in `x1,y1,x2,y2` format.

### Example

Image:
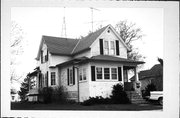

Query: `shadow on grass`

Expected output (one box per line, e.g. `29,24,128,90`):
11,102,162,111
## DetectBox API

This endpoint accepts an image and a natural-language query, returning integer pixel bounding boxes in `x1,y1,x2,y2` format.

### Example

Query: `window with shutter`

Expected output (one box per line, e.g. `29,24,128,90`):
99,39,104,55
96,67,103,80
104,41,109,55
67,69,69,85
110,41,115,55
51,72,56,85
41,50,43,63
116,40,120,55
91,66,95,81
118,67,122,81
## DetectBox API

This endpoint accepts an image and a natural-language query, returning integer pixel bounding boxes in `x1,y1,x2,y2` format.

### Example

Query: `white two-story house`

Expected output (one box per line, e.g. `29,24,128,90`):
28,24,144,102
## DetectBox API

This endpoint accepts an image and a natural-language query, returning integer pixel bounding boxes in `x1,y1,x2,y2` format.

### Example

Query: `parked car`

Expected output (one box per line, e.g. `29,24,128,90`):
149,91,163,105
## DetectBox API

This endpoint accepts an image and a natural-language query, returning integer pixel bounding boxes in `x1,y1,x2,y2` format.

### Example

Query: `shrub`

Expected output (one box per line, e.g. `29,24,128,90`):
81,96,111,106
39,87,53,104
52,86,67,103
142,83,157,97
110,83,130,104
81,84,130,105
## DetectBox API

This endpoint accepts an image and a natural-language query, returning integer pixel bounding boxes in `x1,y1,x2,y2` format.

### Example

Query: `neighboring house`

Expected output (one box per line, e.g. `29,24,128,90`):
28,24,144,102
130,64,163,91
11,88,20,102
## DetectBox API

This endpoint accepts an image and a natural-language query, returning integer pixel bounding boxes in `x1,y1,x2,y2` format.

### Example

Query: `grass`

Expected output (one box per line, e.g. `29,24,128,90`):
11,102,162,111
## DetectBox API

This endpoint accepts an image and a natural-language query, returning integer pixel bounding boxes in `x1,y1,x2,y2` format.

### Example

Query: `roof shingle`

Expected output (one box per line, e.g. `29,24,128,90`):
72,25,109,54
43,35,79,56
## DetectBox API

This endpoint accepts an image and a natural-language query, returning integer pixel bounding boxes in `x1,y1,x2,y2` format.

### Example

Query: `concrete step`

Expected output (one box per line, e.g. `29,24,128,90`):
126,91,149,104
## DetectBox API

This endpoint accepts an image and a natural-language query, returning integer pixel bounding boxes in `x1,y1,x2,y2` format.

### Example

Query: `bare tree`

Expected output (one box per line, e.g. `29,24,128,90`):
10,21,25,83
115,20,145,61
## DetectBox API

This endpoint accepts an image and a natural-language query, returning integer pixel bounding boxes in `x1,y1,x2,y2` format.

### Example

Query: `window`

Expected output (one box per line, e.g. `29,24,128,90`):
69,69,73,85
79,68,87,81
104,68,110,79
111,68,117,80
96,67,102,79
79,68,83,81
104,41,109,55
41,49,49,63
12,96,15,100
41,50,43,63
51,72,56,85
110,41,115,55
83,68,87,80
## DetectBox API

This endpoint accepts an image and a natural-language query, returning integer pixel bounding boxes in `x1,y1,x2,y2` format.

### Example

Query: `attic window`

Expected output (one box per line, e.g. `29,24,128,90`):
107,30,110,33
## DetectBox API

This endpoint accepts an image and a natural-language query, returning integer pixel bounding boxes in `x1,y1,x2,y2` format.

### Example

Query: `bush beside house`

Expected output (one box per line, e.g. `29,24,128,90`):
38,86,68,104
82,84,130,105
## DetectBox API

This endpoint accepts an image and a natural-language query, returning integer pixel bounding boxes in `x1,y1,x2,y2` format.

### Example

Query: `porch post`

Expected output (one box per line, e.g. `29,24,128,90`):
134,66,141,94
121,66,124,84
134,67,139,82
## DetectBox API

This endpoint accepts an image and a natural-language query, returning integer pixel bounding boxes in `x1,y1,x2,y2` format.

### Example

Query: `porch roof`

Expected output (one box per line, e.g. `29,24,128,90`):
56,55,144,67
90,55,144,64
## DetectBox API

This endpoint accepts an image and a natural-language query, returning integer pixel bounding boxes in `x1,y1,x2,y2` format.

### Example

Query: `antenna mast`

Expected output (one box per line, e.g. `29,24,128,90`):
61,7,67,38
90,7,100,32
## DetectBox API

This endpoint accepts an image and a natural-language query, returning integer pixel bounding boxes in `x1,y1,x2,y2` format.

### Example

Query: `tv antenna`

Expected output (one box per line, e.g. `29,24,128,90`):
90,7,100,32
61,7,67,38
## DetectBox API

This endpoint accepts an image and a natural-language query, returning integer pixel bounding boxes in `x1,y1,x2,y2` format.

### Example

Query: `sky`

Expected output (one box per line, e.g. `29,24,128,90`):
11,7,163,89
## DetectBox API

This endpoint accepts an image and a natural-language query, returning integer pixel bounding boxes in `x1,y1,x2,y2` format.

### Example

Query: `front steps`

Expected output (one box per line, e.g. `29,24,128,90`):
126,91,149,104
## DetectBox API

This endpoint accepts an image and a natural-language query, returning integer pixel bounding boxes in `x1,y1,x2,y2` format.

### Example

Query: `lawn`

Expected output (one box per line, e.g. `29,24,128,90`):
11,102,162,111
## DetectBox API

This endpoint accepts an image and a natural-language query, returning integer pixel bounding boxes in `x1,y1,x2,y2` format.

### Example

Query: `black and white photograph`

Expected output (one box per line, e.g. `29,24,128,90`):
1,0,179,118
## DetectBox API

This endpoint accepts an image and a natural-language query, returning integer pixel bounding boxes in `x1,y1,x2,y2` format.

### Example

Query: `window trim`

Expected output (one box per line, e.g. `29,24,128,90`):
111,68,118,80
110,41,116,55
95,66,118,81
104,40,109,55
69,69,73,85
79,67,87,82
103,40,116,56
51,72,56,86
96,67,103,80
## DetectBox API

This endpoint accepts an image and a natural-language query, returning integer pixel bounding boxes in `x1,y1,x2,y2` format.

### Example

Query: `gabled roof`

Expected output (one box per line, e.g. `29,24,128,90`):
72,24,130,54
36,36,79,60
71,25,109,54
36,24,130,60
130,64,163,81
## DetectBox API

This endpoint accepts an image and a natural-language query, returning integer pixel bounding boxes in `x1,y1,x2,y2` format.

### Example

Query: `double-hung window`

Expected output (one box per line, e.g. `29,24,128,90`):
104,68,110,80
83,68,87,80
79,68,83,81
96,67,102,79
104,41,109,55
51,72,56,85
79,68,87,81
110,41,115,55
69,69,73,85
111,68,117,80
